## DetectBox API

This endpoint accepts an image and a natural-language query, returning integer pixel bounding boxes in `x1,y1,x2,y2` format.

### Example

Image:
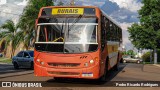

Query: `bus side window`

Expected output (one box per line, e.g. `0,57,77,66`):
115,26,118,41
113,24,117,41
101,15,106,51
105,19,110,41
109,22,114,41
117,28,120,42
120,28,122,42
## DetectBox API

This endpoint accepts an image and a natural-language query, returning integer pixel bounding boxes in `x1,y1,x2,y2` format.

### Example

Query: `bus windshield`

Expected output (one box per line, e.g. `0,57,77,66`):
35,17,98,53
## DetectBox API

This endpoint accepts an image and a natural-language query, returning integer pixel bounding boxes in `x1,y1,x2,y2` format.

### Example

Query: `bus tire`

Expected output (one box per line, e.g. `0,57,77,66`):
113,59,120,71
120,58,123,63
99,58,108,82
54,77,63,81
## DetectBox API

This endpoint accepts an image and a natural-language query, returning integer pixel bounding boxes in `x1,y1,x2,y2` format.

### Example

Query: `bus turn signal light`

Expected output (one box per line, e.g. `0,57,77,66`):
37,59,40,62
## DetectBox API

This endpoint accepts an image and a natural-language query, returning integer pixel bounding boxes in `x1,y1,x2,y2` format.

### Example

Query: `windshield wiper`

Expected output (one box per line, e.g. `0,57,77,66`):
66,15,83,39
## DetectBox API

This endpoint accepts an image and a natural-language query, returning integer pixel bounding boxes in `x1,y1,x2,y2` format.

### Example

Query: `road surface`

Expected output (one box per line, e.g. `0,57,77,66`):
0,63,160,90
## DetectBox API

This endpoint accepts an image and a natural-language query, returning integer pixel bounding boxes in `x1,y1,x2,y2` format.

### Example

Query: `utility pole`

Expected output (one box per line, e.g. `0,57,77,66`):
70,0,75,6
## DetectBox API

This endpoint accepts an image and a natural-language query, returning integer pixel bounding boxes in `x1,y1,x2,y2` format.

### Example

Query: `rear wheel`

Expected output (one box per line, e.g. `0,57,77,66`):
120,58,123,63
137,60,140,64
123,60,126,63
13,62,19,69
113,59,120,71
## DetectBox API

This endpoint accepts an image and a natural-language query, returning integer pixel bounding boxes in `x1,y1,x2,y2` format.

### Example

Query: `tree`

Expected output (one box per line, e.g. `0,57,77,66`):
18,0,54,50
0,20,22,58
57,1,64,6
126,50,134,56
128,0,160,63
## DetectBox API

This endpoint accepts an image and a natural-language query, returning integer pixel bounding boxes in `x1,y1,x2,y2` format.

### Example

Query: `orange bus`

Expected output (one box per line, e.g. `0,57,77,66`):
34,6,122,81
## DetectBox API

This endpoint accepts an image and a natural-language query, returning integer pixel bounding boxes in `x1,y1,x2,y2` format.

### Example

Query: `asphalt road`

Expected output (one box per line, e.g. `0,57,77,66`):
0,63,160,90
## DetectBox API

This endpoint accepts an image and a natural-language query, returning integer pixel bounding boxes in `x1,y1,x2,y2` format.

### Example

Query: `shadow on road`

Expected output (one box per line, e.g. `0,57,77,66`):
0,64,33,75
45,63,127,86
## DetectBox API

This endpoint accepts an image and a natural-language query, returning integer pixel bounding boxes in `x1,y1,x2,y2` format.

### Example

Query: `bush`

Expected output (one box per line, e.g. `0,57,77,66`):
142,50,160,63
142,52,152,62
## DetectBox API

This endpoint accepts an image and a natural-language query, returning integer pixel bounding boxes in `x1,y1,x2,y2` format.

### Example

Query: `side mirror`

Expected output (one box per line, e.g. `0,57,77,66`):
26,56,30,58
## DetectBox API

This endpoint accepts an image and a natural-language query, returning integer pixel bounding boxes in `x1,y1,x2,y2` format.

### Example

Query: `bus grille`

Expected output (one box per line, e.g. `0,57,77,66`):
48,63,80,67
48,71,79,76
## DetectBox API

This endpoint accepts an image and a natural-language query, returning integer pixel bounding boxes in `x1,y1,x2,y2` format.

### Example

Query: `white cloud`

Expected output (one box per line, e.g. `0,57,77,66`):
109,0,142,12
93,2,105,7
17,0,28,6
0,1,26,25
119,15,128,19
0,0,7,5
119,22,134,50
80,1,105,7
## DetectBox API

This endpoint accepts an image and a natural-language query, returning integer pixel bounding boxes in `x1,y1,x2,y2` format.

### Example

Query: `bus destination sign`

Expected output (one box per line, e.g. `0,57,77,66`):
52,8,84,15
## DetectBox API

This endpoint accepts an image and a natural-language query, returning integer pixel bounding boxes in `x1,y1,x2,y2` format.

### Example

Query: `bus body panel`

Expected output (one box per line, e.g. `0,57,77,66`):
34,50,100,79
34,6,122,79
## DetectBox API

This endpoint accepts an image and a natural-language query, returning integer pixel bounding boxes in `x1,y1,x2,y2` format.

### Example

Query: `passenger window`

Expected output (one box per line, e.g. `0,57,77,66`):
109,23,114,41
105,19,109,41
101,15,106,51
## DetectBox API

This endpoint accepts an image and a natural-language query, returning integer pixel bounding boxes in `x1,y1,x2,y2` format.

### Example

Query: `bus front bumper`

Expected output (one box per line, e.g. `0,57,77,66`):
34,63,100,79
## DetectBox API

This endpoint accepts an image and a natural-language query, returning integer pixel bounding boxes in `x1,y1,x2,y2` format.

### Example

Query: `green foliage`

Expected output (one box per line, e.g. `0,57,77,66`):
122,50,136,56
0,57,12,64
142,52,151,62
0,20,21,57
18,0,54,49
128,0,160,49
127,50,134,56
57,1,64,6
142,50,160,63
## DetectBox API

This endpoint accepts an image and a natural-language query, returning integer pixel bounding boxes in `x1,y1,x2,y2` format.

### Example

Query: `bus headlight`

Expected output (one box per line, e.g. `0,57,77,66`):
40,61,44,65
37,59,40,62
84,62,88,67
89,60,94,64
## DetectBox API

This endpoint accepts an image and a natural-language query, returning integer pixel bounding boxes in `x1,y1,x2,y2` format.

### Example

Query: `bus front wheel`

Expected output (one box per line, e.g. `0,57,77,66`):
99,60,108,82
54,77,64,81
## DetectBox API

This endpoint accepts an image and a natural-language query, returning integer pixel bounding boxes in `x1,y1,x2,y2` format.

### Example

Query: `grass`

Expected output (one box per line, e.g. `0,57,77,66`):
0,57,12,64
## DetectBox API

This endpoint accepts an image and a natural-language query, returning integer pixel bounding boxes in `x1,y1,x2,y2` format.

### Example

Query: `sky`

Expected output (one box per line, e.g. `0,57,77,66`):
0,0,143,51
